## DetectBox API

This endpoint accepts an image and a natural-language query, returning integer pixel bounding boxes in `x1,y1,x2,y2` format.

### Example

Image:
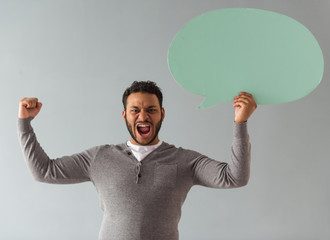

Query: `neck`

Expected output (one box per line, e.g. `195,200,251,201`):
129,137,160,146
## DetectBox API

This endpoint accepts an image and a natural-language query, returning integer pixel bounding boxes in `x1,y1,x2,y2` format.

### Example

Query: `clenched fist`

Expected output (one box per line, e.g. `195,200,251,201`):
18,98,42,119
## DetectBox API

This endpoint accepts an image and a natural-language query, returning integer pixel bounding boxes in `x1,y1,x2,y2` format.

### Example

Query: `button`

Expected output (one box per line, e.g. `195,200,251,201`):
127,152,132,155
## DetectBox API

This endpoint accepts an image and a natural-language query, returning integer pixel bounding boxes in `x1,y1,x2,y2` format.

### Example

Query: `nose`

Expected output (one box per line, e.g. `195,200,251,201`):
138,110,149,122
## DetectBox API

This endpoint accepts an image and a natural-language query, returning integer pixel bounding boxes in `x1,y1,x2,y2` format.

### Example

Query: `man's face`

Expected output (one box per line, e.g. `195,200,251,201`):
122,92,165,146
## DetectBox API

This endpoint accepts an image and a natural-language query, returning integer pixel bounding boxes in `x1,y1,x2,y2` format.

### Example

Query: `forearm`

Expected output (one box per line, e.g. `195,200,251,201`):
18,117,51,182
229,121,251,186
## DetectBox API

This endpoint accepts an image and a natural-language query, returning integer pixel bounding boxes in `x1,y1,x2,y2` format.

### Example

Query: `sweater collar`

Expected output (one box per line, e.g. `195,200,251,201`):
126,140,163,154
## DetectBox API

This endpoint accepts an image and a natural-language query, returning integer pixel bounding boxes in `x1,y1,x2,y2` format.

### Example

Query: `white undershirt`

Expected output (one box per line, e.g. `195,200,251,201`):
126,140,163,161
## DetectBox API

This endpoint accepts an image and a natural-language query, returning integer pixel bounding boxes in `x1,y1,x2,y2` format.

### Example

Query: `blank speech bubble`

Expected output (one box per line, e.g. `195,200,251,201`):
168,8,324,108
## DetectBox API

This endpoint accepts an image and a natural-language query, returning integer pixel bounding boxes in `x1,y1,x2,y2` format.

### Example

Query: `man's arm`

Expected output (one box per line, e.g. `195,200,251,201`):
192,92,257,188
18,98,97,184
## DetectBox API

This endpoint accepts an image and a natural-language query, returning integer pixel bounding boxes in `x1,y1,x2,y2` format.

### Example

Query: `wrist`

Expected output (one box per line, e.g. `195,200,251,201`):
235,118,247,123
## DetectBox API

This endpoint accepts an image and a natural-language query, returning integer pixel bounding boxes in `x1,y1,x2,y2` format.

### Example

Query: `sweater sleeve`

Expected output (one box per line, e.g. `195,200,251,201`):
18,118,97,184
192,122,251,188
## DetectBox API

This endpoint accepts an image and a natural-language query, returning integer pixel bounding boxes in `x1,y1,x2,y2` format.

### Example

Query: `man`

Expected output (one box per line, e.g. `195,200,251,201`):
18,81,257,240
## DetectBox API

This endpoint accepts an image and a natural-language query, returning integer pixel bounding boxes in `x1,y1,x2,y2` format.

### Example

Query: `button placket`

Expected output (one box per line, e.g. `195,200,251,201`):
135,162,142,184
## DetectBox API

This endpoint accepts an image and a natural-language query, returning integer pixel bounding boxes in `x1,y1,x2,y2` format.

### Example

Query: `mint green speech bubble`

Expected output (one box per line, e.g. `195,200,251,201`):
168,8,324,108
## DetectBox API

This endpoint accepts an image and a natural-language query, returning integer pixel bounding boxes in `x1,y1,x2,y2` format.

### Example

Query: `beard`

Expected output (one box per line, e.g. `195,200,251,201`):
125,113,163,146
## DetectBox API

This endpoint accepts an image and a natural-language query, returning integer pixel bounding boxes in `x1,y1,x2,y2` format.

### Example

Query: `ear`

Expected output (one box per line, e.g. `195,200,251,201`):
122,110,126,122
161,108,165,122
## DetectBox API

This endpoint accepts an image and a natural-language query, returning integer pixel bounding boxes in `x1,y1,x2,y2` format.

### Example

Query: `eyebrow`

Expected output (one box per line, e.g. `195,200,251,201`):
129,105,158,109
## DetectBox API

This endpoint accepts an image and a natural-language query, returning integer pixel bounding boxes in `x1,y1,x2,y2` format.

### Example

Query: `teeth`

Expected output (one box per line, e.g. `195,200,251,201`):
137,124,150,127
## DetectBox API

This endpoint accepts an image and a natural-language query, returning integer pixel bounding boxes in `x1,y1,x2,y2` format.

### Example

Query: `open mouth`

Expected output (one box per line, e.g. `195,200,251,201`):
136,123,152,138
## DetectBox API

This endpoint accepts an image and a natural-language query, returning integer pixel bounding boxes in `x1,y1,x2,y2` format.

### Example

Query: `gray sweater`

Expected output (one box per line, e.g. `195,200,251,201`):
18,117,251,240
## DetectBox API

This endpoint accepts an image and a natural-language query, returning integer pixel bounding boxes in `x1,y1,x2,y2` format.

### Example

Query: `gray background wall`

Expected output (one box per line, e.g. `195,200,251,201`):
1,0,329,239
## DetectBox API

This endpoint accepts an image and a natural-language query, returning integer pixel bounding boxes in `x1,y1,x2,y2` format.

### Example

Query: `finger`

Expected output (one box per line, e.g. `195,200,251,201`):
233,99,249,107
36,102,43,110
234,93,252,100
233,98,250,105
234,94,257,106
21,98,39,108
233,103,242,108
238,93,254,100
241,94,257,108
238,92,253,97
234,96,250,102
236,92,255,102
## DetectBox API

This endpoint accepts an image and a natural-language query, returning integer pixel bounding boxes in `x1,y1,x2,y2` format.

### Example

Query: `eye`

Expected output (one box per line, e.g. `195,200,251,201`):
148,109,157,113
131,109,139,113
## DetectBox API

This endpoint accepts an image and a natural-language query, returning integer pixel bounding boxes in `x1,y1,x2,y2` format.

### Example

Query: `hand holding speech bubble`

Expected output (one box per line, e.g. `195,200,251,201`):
168,8,324,108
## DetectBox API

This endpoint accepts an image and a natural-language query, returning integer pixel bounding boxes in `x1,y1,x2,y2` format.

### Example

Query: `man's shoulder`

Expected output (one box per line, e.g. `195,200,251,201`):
85,143,129,155
157,142,203,158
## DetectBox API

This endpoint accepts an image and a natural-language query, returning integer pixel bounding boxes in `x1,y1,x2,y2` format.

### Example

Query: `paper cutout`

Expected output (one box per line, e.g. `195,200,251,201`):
168,8,324,107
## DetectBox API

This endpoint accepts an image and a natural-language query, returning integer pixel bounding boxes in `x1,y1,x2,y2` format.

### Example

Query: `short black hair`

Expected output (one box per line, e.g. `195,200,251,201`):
122,81,163,110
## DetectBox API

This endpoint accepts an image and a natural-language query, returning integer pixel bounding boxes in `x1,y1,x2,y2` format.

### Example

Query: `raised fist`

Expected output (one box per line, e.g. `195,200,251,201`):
18,98,42,119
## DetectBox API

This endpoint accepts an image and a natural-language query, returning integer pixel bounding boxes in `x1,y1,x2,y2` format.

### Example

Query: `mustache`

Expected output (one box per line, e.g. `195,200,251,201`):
134,121,153,127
